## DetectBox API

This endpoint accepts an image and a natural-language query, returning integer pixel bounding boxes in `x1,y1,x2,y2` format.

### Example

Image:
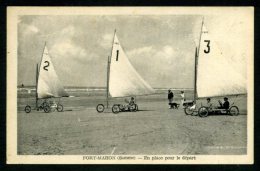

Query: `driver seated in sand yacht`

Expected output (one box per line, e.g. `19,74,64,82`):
206,98,213,111
124,97,136,109
205,97,229,111
218,97,230,110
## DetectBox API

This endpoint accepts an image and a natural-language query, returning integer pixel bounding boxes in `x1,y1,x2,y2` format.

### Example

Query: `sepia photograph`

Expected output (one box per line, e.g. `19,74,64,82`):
7,7,253,164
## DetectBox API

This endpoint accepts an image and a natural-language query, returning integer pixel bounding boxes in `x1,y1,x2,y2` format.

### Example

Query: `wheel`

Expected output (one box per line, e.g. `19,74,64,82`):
184,106,194,115
96,104,105,113
130,104,138,112
134,104,138,111
198,106,209,117
57,104,63,112
44,105,51,113
24,105,31,113
112,104,120,114
229,106,239,116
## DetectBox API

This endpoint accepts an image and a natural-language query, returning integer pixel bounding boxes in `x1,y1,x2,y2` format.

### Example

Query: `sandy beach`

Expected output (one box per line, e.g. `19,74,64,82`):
17,90,247,155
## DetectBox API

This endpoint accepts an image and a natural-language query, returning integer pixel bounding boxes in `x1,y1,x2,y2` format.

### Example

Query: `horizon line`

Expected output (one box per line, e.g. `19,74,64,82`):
17,85,194,89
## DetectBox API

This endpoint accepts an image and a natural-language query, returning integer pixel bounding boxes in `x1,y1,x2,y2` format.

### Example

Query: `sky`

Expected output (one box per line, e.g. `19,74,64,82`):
17,13,250,88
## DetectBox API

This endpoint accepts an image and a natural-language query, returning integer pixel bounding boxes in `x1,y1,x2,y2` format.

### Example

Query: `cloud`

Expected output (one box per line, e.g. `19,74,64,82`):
128,45,176,63
125,44,194,87
160,45,175,60
100,33,113,49
28,25,39,33
19,23,39,35
48,26,99,63
60,25,75,37
127,46,153,56
51,40,85,57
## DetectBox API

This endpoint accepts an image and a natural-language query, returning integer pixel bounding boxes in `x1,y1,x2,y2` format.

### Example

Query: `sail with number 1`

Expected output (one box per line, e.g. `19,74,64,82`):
96,31,155,113
109,33,155,97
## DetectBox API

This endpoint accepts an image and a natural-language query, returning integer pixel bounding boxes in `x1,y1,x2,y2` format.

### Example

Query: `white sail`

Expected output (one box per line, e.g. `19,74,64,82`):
109,33,155,97
37,45,69,98
196,23,247,98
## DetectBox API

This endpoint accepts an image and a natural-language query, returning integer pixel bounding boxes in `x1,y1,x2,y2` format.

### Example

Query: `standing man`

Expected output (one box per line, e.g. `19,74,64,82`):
168,89,174,109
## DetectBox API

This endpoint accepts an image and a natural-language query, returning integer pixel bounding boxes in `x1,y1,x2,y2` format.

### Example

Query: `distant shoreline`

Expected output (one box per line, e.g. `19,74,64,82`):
17,86,194,91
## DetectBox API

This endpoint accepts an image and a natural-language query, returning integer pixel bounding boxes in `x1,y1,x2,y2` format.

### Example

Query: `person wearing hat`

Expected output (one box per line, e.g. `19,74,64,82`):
126,97,136,109
168,89,174,109
218,97,230,109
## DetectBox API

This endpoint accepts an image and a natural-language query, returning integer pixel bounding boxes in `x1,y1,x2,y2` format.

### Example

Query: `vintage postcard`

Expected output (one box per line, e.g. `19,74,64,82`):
7,7,254,164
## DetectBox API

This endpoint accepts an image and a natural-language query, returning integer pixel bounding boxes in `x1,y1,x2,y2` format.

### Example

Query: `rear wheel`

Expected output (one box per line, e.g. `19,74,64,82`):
57,104,63,112
44,105,51,113
184,106,194,115
112,104,120,114
134,104,138,111
24,105,31,113
96,104,105,113
198,106,209,117
229,106,239,116
130,104,138,112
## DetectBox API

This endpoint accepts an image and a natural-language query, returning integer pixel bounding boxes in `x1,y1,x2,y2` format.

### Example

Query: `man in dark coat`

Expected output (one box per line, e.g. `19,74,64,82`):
218,97,230,109
168,89,174,109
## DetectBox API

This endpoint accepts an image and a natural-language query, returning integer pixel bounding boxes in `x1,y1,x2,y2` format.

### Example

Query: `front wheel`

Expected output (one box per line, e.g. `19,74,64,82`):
96,104,105,113
184,106,194,115
112,104,120,114
229,106,239,116
198,106,209,117
57,104,63,112
24,105,31,113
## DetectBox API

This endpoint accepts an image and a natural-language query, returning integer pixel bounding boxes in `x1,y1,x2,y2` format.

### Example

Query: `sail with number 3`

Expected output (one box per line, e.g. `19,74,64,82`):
37,44,69,99
109,32,155,97
195,20,247,99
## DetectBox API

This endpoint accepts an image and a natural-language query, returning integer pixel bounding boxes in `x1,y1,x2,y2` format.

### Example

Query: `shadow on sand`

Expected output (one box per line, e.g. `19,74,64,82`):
200,112,247,117
101,109,155,114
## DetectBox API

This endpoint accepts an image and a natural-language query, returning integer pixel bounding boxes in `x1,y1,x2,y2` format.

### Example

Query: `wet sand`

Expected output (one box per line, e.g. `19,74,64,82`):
17,94,247,155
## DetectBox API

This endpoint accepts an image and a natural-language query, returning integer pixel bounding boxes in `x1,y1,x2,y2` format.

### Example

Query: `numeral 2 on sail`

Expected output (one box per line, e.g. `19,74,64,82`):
43,61,50,71
204,40,210,54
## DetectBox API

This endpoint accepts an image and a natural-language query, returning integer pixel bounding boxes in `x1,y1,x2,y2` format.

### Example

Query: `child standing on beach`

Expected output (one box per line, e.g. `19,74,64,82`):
180,91,185,108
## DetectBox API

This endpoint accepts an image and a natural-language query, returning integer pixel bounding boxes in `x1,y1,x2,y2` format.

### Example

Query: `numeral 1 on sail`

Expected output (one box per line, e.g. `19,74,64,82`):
116,50,119,61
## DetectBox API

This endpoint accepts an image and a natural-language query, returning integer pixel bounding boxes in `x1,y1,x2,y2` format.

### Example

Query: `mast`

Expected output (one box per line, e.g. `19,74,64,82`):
194,17,204,103
36,63,39,108
106,29,117,108
36,42,47,107
106,55,111,108
194,47,198,103
197,17,204,58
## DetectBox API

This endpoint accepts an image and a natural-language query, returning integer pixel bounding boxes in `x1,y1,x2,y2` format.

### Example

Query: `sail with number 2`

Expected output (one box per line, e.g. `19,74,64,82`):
37,45,69,99
196,22,247,98
109,33,155,97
